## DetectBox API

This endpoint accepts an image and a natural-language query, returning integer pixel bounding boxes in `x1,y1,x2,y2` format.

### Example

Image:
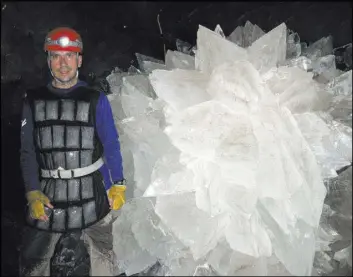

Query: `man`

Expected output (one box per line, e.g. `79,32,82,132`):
19,27,126,276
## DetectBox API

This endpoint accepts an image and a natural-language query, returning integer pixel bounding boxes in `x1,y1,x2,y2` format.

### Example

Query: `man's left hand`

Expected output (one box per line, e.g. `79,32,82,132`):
107,184,126,210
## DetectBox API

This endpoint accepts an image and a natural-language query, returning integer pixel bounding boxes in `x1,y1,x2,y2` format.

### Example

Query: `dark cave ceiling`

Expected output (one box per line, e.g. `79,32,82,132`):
1,1,352,87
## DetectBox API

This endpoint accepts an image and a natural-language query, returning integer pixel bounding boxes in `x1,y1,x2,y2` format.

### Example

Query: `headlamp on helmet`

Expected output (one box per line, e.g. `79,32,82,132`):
59,36,70,47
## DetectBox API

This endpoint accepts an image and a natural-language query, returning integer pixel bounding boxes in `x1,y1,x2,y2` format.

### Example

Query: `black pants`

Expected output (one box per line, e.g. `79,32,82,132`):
19,228,90,276
19,212,116,276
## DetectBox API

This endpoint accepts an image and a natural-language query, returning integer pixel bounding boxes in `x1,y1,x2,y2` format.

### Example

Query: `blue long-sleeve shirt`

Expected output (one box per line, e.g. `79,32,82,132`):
20,80,124,192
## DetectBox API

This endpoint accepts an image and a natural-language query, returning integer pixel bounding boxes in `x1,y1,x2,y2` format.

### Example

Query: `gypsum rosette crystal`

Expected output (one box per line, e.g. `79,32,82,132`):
106,21,352,276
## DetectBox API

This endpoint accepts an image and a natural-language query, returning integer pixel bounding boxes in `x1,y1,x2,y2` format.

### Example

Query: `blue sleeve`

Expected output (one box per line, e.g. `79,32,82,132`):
96,92,124,190
20,100,40,192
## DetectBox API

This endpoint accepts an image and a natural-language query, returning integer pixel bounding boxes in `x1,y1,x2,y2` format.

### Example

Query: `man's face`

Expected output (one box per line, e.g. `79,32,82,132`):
48,51,82,83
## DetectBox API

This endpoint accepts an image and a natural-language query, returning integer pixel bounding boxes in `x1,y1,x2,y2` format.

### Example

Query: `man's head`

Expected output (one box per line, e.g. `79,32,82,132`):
44,27,83,88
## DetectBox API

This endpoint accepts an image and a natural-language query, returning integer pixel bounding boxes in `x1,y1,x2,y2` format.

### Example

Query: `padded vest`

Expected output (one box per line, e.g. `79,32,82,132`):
25,85,110,232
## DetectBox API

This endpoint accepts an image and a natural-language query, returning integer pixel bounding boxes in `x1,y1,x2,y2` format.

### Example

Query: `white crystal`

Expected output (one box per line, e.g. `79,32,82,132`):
227,21,265,48
263,66,331,113
227,25,244,47
155,192,222,260
112,200,157,275
247,23,287,74
225,212,272,258
176,38,196,55
122,117,170,195
302,36,333,61
136,53,166,73
108,19,348,277
127,65,142,74
214,24,225,38
327,120,352,163
106,70,130,95
343,43,352,68
312,251,336,276
243,20,265,48
324,166,352,217
145,150,201,197
286,30,301,59
165,252,208,276
130,198,185,263
143,61,167,73
257,201,317,276
326,70,352,126
149,69,210,114
195,25,247,73
164,100,251,160
282,56,312,72
165,50,195,70
120,76,154,119
294,112,351,178
326,70,352,98
193,263,219,276
316,204,342,252
206,61,270,105
333,244,352,265
312,55,341,84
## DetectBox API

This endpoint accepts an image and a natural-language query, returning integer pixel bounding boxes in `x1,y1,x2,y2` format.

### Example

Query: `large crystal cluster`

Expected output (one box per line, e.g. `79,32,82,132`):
107,21,352,276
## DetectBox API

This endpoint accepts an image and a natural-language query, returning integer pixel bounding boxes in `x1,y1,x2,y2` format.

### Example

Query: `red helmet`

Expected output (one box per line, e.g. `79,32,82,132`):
44,27,83,53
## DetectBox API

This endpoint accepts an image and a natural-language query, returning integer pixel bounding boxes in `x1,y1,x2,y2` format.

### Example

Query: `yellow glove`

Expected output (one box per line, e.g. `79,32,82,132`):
107,183,126,210
26,190,53,220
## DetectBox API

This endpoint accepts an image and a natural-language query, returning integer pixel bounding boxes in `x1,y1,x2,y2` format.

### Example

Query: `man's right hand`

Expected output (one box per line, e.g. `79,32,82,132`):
26,190,53,221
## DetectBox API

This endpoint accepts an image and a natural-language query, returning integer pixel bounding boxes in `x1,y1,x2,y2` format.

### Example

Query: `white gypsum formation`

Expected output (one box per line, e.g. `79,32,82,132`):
107,21,352,276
